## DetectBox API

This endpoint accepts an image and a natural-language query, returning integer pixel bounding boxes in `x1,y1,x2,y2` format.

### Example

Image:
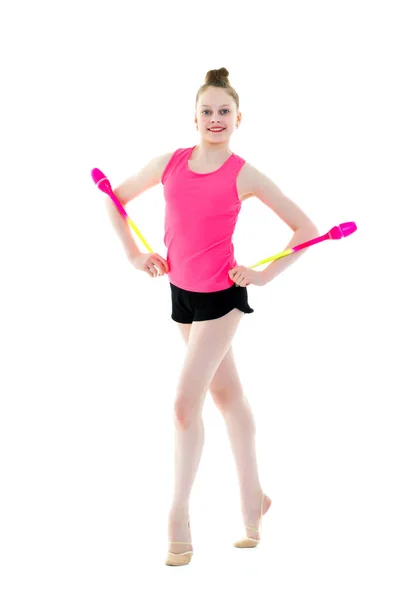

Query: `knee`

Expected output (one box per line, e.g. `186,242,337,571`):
210,389,230,412
173,402,190,430
173,396,202,430
210,387,243,413
211,390,255,424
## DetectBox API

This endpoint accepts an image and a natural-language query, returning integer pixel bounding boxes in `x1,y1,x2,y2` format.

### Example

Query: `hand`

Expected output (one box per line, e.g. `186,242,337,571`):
228,265,266,287
130,252,169,279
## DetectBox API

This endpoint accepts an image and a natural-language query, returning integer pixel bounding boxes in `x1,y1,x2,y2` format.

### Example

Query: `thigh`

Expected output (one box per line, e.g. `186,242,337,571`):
176,323,242,396
175,308,244,406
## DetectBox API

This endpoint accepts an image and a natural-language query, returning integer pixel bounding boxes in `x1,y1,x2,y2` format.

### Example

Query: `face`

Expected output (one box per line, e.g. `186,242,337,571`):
195,87,241,142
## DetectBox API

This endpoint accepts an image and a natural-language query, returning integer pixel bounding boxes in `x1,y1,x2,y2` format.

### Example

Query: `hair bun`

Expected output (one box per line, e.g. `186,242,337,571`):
195,67,239,111
205,67,230,86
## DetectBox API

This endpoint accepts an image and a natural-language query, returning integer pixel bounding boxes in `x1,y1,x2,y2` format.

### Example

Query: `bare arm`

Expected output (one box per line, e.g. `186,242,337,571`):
246,163,319,283
105,152,173,259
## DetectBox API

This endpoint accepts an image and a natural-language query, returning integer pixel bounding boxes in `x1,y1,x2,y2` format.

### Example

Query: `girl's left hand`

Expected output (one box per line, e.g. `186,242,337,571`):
228,266,266,287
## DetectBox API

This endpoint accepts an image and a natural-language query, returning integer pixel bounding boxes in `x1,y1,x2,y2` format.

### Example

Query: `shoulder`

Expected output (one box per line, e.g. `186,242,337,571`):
237,161,260,183
236,160,284,197
157,150,178,185
157,150,176,172
158,147,191,173
236,160,261,200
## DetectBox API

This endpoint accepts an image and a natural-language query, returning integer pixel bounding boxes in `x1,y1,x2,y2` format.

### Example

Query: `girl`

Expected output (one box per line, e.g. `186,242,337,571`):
107,68,319,566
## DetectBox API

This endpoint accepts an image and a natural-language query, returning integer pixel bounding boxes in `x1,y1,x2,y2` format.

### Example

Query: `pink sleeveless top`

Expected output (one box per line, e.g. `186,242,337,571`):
161,145,246,293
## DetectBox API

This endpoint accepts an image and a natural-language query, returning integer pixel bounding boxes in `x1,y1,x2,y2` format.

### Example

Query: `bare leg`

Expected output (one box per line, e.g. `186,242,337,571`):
223,392,261,498
215,390,270,538
167,414,205,553
167,309,244,555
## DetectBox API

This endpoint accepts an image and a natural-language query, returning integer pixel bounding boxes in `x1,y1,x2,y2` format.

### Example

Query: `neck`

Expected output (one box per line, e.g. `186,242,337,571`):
193,141,232,160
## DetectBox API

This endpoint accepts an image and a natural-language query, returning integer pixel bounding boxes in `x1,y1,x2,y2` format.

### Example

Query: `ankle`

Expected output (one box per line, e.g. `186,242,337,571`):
240,487,263,506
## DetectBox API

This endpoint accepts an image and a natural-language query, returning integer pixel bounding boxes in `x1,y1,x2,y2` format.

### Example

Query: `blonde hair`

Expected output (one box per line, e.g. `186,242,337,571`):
195,68,239,110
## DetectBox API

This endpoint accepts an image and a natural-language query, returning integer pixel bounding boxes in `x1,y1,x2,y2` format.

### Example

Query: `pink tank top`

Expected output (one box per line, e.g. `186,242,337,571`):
161,145,246,292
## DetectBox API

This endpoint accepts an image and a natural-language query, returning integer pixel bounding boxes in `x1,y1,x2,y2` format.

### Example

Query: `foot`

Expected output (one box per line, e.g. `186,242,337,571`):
167,510,193,555
241,491,272,540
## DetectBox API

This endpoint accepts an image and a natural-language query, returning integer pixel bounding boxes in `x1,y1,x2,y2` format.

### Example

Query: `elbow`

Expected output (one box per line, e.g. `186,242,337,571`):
303,221,319,236
294,221,319,236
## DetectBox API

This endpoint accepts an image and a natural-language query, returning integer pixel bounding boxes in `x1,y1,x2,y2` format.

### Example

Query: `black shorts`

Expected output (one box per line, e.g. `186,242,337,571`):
170,282,255,324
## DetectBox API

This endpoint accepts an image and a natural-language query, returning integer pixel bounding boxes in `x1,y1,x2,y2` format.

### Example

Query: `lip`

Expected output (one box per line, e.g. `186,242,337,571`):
208,127,225,132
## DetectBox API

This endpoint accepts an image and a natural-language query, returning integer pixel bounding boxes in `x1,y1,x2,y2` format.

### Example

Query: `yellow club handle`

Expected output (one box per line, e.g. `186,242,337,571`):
126,216,154,254
249,248,293,269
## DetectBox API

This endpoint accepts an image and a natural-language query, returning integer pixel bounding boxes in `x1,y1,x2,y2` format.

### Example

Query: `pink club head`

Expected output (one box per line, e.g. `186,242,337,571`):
328,221,357,239
340,221,357,236
91,168,112,194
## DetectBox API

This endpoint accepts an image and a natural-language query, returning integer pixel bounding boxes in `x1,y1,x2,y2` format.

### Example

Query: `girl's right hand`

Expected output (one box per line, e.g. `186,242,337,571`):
129,252,169,278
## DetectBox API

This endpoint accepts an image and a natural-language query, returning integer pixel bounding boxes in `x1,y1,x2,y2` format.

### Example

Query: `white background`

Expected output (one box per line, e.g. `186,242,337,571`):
1,0,399,597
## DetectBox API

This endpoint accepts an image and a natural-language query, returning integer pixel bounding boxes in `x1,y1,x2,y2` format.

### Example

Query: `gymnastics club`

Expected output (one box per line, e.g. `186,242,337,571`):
248,222,357,269
232,221,357,287
91,168,154,253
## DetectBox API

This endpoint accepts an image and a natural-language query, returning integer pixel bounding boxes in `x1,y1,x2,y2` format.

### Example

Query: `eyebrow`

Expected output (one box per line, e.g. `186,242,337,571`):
200,104,231,108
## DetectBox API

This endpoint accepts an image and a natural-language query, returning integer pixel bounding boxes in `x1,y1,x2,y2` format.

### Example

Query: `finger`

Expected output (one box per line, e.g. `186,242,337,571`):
161,260,168,274
149,262,158,276
155,255,169,274
156,261,166,275
152,258,165,275
149,261,161,276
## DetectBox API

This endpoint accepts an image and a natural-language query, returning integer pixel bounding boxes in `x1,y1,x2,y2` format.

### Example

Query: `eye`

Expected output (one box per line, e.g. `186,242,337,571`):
202,109,230,115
